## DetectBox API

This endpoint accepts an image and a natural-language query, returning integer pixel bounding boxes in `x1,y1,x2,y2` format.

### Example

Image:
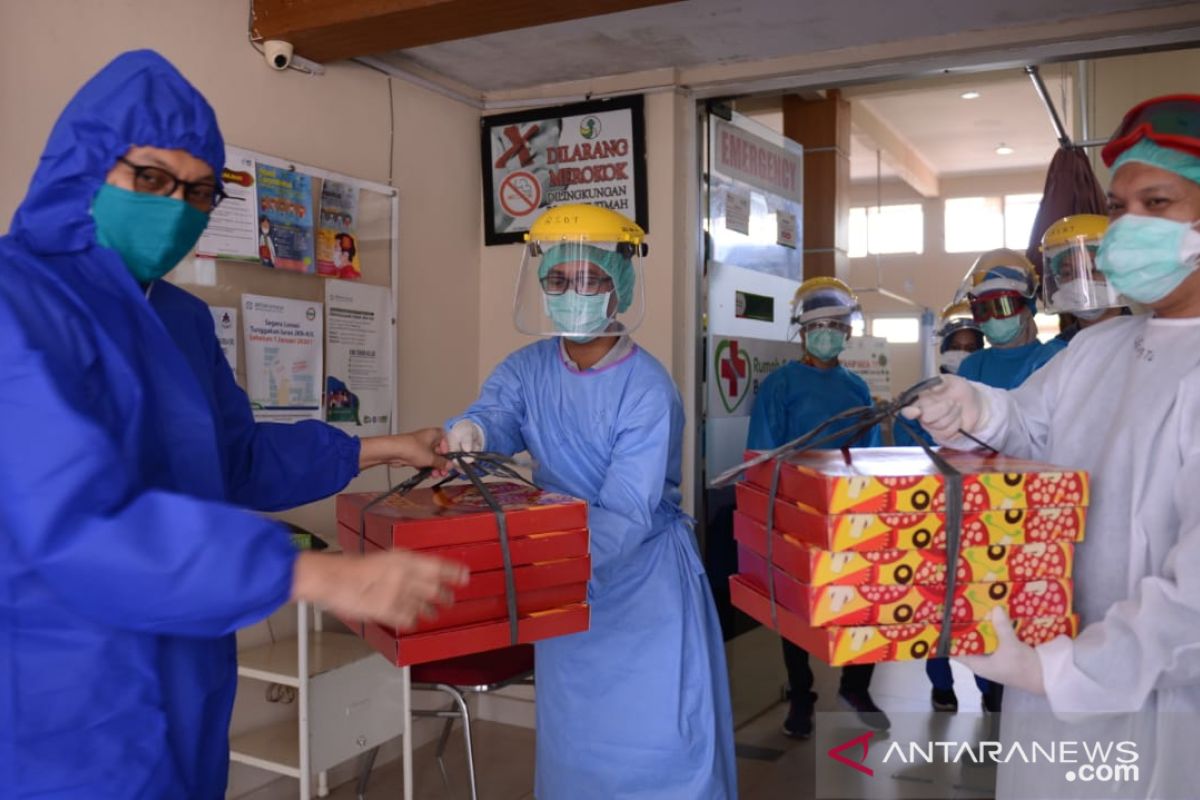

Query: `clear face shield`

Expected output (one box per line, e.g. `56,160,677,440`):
514,238,646,338
787,287,863,342
1041,239,1125,317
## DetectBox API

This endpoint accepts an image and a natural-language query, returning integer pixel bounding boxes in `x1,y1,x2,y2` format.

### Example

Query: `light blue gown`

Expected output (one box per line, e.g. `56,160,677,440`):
449,339,737,799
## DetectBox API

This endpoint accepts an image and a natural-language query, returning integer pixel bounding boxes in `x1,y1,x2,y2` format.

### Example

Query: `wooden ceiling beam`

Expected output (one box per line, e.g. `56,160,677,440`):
252,0,683,63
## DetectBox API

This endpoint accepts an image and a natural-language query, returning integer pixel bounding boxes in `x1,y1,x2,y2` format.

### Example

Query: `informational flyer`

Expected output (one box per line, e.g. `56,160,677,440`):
776,210,798,249
842,335,892,400
256,164,315,273
316,180,362,280
725,190,751,235
208,305,239,371
324,281,392,437
242,294,323,422
196,146,259,261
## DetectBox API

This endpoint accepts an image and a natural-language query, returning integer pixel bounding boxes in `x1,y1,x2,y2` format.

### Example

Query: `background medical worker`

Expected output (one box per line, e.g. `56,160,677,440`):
902,95,1200,798
1041,214,1128,344
442,205,736,799
746,278,889,738
955,249,1065,389
0,51,466,799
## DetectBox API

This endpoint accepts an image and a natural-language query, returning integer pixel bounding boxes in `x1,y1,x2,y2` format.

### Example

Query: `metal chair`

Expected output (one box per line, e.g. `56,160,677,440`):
355,645,534,800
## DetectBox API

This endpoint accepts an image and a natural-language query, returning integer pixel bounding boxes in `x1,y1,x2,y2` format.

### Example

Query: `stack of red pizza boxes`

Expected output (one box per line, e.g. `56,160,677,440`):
336,482,591,666
730,448,1088,665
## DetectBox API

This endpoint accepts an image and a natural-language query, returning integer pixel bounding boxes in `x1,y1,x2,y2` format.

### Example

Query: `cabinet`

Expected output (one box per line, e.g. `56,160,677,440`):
231,602,414,799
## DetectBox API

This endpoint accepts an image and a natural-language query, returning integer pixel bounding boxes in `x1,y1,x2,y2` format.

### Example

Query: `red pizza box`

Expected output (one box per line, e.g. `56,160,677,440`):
337,523,589,573
337,482,589,551
737,544,1073,626
730,576,1077,665
389,581,588,635
742,448,1089,515
735,481,1086,552
348,603,591,667
734,511,1074,586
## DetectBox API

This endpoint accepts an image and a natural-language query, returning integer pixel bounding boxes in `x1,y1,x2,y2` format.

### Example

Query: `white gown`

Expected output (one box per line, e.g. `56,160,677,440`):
961,315,1200,799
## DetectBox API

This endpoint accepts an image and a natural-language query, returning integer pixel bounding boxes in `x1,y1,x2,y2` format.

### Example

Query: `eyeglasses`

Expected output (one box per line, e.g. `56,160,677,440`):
969,291,1027,323
540,271,615,296
1101,94,1200,166
800,318,852,335
118,157,227,212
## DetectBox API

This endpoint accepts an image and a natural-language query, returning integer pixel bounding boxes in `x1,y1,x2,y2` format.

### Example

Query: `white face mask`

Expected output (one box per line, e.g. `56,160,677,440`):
939,349,971,374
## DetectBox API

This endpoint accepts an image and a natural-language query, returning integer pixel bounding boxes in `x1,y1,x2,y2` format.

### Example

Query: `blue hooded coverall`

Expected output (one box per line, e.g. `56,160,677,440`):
0,51,360,798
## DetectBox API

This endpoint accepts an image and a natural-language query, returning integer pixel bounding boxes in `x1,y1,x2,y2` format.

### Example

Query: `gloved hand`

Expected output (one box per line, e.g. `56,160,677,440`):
443,419,486,459
899,374,988,444
955,607,1046,696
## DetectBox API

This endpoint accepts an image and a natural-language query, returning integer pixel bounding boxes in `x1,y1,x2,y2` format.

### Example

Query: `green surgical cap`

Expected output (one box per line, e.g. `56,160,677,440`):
539,243,635,312
1113,139,1200,187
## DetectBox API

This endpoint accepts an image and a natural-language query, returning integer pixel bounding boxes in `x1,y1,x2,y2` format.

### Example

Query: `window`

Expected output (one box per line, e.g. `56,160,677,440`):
849,204,924,257
944,193,1044,253
945,196,1004,253
870,316,921,343
1004,193,1042,250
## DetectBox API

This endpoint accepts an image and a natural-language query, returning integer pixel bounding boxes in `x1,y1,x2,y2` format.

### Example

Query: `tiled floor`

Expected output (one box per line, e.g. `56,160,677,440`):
329,654,997,800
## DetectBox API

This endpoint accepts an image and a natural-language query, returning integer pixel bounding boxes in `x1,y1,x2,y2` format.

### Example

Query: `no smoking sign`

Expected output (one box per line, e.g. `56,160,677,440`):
499,170,542,218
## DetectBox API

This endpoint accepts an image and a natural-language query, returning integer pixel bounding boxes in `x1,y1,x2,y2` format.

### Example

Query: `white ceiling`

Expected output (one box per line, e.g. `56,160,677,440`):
740,68,1074,185
374,0,1188,92
849,69,1074,178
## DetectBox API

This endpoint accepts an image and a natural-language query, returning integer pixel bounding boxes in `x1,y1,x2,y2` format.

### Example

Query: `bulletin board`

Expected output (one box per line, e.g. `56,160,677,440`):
168,146,400,441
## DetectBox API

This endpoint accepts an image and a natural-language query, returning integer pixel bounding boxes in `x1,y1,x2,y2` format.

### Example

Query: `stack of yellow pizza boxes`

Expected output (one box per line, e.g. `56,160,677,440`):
730,448,1087,664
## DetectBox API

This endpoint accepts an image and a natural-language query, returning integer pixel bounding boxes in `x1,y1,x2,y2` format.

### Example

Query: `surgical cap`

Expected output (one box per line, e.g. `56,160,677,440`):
1113,139,1200,187
539,243,636,312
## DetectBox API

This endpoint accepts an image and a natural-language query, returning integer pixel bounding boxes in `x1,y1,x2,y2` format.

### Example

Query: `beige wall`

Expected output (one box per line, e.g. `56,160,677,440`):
848,169,1047,393
0,2,481,797
1087,48,1200,185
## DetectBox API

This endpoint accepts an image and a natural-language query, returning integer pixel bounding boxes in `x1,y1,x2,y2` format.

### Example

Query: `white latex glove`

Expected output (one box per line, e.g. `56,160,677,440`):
955,607,1046,696
899,374,988,444
444,419,485,459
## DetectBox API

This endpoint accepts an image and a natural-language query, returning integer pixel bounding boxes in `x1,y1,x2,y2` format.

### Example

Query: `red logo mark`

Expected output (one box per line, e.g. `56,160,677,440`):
720,340,747,397
495,124,541,169
827,731,875,777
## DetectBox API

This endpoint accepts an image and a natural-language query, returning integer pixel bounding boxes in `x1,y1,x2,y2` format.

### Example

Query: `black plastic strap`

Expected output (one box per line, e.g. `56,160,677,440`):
894,415,964,659
454,456,521,647
764,457,785,631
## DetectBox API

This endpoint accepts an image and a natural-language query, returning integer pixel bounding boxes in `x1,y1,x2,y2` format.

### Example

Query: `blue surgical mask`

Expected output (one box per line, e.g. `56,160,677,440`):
545,290,613,342
805,329,847,361
91,184,209,283
981,315,1024,345
1096,214,1200,304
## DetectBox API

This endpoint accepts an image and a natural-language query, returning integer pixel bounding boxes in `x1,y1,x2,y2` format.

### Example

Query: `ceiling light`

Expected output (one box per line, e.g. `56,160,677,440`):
995,144,1015,156
961,91,981,100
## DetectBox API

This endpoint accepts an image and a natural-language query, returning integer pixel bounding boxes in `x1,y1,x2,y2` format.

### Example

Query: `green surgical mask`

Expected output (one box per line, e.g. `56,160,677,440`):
981,315,1024,345
805,328,847,361
1096,214,1200,304
92,184,209,283
545,290,613,342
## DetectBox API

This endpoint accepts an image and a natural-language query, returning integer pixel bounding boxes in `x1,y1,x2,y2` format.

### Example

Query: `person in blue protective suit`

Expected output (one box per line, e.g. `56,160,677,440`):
954,249,1066,390
442,204,737,799
746,278,890,739
892,300,984,450
0,51,467,799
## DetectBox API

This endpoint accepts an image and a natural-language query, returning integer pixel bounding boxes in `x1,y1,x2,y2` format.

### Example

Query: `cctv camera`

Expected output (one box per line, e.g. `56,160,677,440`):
263,40,294,71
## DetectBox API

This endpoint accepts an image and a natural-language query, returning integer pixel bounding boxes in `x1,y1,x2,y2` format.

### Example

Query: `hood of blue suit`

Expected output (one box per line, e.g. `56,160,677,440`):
9,49,224,255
